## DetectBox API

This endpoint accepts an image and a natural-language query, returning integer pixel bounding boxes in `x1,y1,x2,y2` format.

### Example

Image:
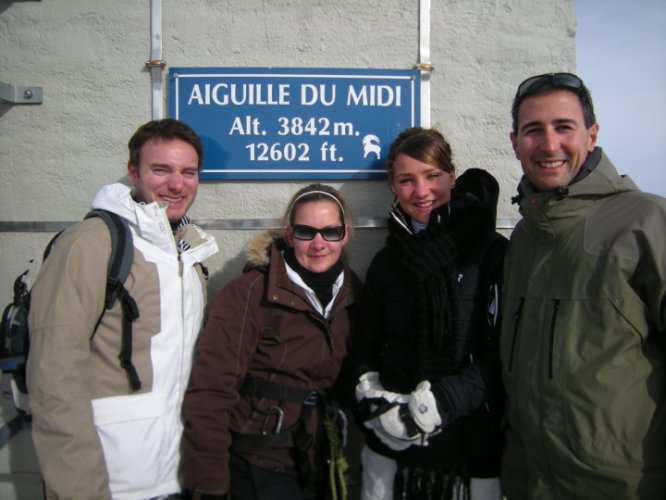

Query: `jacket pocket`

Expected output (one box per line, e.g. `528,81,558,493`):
91,392,169,494
562,296,662,468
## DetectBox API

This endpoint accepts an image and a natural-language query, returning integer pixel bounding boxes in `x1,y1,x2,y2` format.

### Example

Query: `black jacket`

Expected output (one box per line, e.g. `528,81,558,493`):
347,168,507,476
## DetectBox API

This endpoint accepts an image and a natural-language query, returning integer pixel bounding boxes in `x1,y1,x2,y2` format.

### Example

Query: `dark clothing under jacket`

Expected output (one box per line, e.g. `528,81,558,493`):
348,168,508,477
182,233,362,495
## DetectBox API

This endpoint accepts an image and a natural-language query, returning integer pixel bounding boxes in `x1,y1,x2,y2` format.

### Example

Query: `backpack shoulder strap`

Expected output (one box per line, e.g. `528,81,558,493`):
84,209,134,309
84,209,141,392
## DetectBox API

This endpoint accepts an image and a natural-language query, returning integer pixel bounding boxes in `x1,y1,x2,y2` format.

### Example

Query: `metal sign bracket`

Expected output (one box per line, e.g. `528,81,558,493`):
0,81,43,104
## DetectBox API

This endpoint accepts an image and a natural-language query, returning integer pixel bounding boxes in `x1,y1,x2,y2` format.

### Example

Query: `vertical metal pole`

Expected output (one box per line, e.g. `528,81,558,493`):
149,0,164,119
418,0,432,127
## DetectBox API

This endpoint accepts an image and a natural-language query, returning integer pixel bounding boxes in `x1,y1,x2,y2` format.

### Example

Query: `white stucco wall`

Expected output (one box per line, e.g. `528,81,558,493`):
1,0,577,299
0,0,576,496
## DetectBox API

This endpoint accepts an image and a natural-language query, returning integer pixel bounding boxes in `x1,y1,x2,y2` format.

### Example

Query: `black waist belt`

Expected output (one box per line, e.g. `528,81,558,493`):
232,376,324,484
240,376,318,403
231,429,294,452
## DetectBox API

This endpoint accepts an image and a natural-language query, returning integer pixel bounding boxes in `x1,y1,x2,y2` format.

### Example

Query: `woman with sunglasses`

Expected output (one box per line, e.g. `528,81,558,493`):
348,127,507,500
181,184,362,500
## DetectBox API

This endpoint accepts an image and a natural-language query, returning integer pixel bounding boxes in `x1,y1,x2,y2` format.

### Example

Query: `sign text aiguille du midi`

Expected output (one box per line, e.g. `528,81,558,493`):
169,68,420,180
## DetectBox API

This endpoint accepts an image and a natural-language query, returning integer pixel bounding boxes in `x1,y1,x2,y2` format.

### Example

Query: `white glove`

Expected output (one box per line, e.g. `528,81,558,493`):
354,371,383,402
374,383,443,443
355,372,430,450
355,372,406,415
363,412,421,451
408,381,442,434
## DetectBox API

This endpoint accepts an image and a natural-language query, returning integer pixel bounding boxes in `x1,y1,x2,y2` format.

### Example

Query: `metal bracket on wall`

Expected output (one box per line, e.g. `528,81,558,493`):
0,81,43,104
0,218,389,233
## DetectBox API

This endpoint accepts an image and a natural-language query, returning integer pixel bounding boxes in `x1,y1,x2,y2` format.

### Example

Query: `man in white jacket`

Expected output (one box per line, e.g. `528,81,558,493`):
27,119,219,499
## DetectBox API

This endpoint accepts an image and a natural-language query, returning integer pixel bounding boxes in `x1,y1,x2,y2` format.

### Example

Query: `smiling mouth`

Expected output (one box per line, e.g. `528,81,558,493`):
414,200,435,208
162,196,184,203
537,160,566,169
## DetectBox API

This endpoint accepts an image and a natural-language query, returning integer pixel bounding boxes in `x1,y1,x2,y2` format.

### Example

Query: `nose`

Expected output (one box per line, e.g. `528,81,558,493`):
310,232,327,247
542,128,560,154
168,171,184,190
414,178,429,197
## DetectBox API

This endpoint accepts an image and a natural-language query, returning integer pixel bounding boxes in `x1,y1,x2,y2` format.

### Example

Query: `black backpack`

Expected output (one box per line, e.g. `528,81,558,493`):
1,209,141,420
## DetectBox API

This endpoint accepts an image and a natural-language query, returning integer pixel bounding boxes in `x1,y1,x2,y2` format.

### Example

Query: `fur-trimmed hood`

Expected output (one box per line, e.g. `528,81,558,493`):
243,229,285,272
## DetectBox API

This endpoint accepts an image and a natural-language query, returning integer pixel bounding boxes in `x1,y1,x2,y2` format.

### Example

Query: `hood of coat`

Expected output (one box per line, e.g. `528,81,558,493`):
92,182,218,259
92,182,176,254
450,167,501,232
515,148,638,205
244,229,285,272
513,149,641,240
93,182,148,222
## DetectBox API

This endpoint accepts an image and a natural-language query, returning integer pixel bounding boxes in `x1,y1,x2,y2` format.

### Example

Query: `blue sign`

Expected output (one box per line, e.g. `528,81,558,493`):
168,68,420,180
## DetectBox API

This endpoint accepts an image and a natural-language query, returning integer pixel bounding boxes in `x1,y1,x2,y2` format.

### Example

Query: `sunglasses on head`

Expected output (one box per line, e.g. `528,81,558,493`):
515,72,584,100
291,224,346,242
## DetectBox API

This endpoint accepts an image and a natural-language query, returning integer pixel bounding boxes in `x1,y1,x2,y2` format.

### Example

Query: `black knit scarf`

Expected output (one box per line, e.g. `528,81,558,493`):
386,204,486,499
387,205,484,383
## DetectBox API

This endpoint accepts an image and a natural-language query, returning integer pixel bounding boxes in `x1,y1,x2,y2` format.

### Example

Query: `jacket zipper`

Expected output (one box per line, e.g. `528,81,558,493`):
178,252,184,278
311,310,334,350
508,298,525,371
548,299,560,379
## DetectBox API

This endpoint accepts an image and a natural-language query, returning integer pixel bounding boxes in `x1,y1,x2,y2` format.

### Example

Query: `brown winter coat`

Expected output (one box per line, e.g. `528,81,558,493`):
182,232,361,495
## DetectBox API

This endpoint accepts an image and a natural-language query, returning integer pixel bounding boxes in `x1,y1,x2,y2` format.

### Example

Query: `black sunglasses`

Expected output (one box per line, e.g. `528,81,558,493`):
515,72,584,99
291,224,346,242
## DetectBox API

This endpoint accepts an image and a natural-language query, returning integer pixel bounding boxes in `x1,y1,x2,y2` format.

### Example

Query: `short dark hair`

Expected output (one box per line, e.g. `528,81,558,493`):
386,127,456,185
128,118,204,169
511,72,597,134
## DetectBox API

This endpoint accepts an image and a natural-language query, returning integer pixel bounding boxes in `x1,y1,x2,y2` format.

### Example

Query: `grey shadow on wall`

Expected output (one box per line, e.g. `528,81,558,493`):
205,247,248,301
0,101,11,119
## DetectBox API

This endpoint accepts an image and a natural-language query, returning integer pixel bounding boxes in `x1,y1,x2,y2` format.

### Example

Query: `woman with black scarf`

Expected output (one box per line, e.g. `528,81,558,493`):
348,128,507,500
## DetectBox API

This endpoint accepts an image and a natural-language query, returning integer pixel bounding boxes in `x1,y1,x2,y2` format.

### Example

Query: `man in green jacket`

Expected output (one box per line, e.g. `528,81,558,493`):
500,72,666,499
